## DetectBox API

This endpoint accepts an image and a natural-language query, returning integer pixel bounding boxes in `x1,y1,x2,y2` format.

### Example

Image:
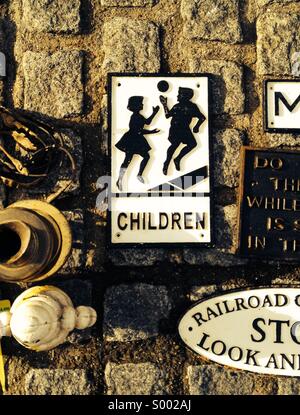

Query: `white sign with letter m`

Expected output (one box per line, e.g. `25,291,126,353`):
265,80,300,132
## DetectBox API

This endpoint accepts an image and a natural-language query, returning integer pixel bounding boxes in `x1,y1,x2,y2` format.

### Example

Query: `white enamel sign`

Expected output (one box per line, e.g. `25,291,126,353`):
109,74,212,246
265,80,300,132
179,288,300,377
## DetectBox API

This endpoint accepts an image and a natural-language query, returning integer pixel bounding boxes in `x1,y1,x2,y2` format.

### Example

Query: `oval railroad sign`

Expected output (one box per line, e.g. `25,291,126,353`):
178,288,300,377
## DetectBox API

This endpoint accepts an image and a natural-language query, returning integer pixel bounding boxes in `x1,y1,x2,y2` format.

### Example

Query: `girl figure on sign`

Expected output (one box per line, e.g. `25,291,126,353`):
160,87,206,175
115,96,160,191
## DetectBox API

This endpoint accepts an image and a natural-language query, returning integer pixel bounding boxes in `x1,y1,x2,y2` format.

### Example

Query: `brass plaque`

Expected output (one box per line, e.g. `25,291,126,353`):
239,147,300,262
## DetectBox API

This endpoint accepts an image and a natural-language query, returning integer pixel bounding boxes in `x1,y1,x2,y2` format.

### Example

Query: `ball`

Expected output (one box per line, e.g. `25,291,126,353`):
157,80,169,93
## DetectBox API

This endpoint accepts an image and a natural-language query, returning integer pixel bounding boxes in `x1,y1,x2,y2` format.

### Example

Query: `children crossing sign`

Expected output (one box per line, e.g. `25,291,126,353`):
108,73,213,246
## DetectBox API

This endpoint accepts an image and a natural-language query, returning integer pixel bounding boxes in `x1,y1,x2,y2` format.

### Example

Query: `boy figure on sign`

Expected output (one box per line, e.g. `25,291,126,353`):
116,96,160,191
160,87,206,175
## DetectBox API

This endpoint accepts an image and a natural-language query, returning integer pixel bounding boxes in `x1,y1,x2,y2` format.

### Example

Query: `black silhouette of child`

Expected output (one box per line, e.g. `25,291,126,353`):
115,96,160,191
160,87,206,175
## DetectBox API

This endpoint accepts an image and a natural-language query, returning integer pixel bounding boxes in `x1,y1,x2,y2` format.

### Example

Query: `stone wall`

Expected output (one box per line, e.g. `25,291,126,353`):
0,0,300,395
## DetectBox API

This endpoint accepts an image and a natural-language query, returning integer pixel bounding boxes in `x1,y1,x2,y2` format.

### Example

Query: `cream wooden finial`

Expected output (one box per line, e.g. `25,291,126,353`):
0,286,97,351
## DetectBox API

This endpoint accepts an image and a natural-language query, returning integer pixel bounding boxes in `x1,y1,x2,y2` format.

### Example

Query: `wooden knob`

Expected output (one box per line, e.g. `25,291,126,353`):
5,286,97,351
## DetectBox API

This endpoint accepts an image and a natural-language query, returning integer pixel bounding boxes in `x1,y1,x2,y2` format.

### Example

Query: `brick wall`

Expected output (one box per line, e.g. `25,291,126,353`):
0,0,299,395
